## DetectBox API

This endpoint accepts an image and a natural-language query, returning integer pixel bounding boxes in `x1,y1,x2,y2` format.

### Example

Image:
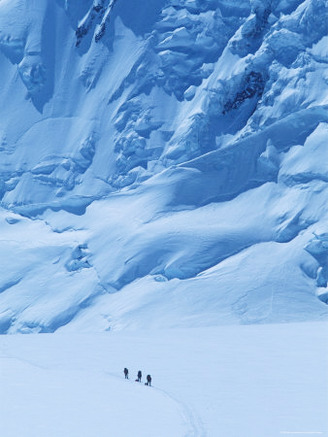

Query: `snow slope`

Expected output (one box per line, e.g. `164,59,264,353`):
0,0,327,331
1,322,328,436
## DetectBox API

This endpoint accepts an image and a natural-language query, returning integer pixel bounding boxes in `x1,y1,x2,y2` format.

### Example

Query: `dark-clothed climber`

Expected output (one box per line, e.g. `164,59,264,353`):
136,370,142,382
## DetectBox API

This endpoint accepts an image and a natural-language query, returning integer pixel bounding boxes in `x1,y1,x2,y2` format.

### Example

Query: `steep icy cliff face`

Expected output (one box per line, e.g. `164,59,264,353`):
0,0,327,333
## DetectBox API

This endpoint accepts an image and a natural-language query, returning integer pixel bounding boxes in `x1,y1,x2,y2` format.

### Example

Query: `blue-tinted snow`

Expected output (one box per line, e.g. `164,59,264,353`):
1,323,328,436
0,0,327,332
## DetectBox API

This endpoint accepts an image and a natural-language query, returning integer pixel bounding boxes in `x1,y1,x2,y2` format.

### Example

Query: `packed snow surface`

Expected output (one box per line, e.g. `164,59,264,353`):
0,0,327,331
1,323,328,437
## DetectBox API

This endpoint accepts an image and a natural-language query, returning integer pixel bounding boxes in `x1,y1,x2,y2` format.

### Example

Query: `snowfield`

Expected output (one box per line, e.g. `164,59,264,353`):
1,322,328,437
0,0,328,435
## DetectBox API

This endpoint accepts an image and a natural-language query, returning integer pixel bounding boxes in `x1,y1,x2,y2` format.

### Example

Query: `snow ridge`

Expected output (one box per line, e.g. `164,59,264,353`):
0,0,327,333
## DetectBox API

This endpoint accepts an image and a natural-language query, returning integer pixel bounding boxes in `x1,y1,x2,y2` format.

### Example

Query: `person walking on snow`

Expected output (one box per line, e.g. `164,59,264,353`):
124,368,129,379
136,370,142,382
145,374,152,386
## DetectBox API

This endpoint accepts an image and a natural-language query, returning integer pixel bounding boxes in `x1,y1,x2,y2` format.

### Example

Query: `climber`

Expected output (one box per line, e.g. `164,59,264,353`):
145,374,152,386
124,368,129,379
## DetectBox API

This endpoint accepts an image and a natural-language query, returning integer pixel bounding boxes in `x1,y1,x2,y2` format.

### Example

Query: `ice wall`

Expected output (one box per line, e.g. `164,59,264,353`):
0,0,327,332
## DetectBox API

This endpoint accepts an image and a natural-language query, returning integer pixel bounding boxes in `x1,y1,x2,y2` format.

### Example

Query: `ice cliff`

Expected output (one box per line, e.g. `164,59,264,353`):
0,0,327,333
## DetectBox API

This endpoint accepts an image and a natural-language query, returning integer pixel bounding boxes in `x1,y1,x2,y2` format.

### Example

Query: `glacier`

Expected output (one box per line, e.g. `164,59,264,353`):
1,2,328,437
0,0,327,333
1,322,328,437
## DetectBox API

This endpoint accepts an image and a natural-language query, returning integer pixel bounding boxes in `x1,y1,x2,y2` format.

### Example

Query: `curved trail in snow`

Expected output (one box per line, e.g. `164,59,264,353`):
105,371,206,437
154,386,207,437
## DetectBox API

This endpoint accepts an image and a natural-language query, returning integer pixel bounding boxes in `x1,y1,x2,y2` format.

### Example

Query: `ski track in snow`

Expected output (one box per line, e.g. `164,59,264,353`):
0,349,206,437
0,343,47,370
155,386,207,437
105,371,206,437
0,353,47,370
1,325,328,437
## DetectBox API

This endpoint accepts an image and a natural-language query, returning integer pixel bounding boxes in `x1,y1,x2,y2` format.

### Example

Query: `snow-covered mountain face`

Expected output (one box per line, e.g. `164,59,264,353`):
0,0,327,333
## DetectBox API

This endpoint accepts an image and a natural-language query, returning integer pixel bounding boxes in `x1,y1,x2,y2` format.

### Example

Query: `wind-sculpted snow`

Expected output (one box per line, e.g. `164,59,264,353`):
0,0,327,332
